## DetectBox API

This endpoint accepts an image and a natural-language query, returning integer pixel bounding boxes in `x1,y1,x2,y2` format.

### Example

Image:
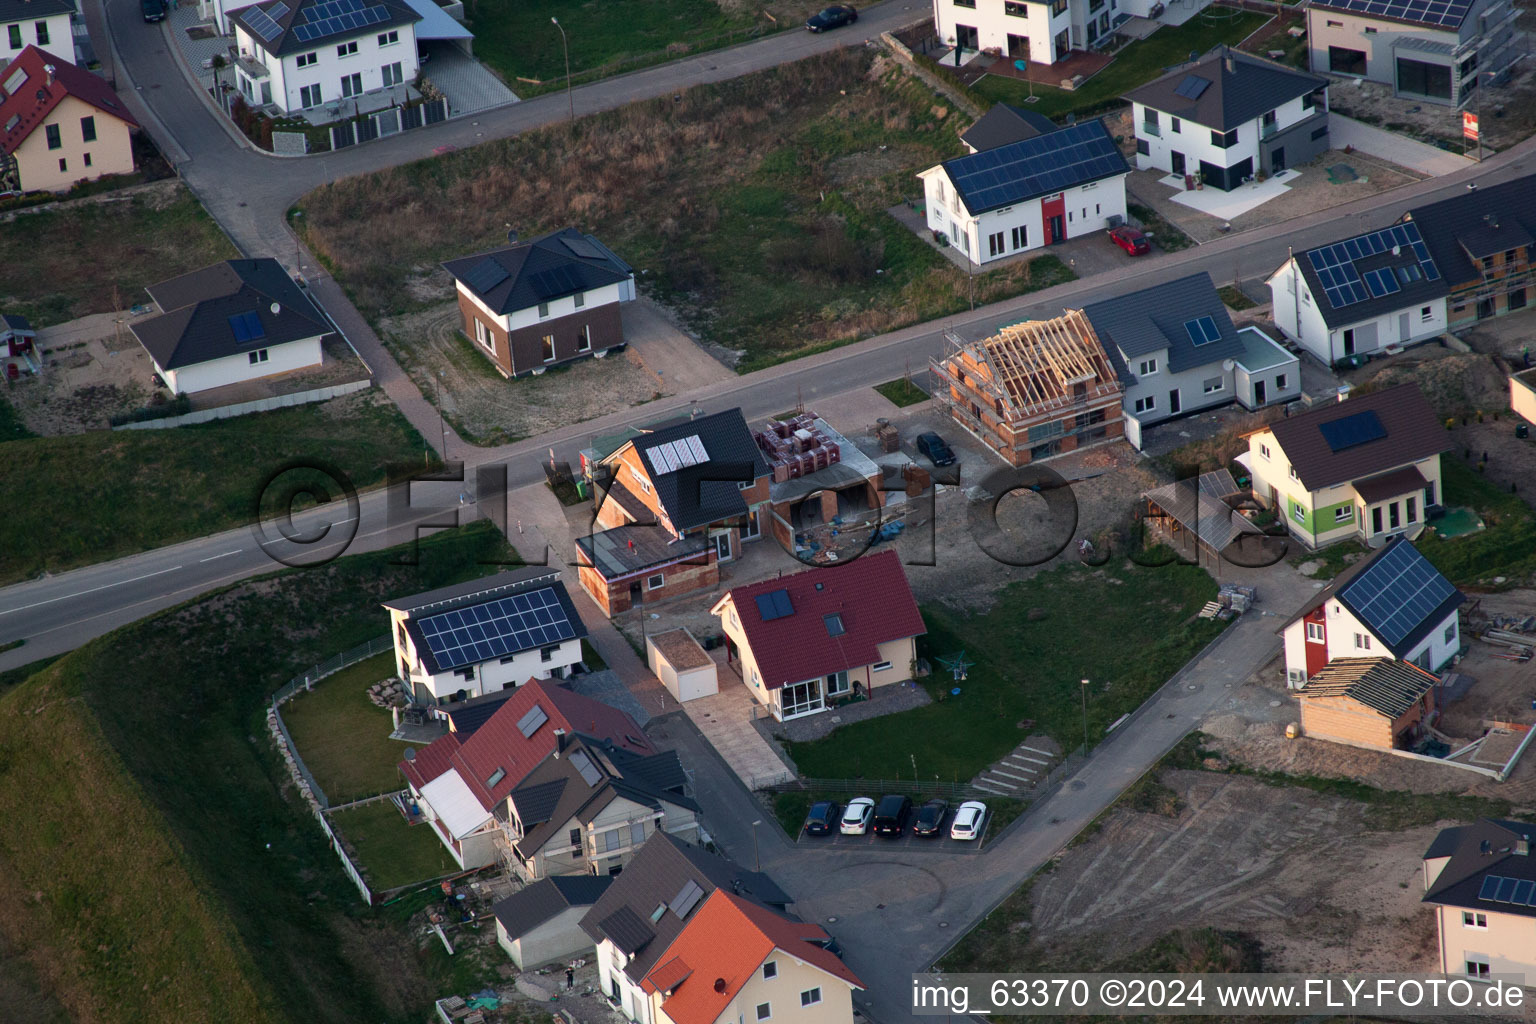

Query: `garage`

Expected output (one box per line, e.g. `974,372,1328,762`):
647,628,718,702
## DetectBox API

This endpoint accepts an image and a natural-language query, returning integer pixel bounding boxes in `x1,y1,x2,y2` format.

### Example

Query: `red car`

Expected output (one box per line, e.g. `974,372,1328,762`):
1109,225,1151,255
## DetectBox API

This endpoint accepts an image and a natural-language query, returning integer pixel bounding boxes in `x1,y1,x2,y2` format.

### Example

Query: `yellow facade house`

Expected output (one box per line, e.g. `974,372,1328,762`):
0,47,137,193
1423,818,1536,982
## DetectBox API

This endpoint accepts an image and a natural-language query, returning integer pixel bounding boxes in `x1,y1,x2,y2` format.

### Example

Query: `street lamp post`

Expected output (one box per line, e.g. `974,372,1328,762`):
1080,678,1090,751
750,819,762,872
433,371,447,461
551,17,573,122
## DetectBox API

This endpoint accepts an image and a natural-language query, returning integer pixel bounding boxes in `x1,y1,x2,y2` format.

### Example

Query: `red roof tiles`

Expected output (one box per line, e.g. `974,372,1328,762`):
398,678,653,810
716,550,925,690
0,47,138,156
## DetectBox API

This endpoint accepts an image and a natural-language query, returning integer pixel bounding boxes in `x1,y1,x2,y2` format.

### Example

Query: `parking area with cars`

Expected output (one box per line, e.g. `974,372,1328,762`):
795,797,995,853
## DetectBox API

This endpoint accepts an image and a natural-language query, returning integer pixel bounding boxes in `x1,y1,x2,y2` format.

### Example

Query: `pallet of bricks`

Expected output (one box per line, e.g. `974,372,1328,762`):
755,414,841,483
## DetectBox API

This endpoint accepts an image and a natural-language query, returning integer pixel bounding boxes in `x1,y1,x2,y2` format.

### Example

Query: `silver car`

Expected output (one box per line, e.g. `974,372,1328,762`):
950,800,988,840
839,796,875,835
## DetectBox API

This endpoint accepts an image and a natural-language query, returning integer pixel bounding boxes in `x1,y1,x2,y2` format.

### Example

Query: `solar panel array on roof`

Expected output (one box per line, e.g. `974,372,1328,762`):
244,3,286,41
568,749,603,787
464,258,510,295
560,235,603,260
669,879,705,919
949,121,1125,213
1478,875,1536,905
754,589,794,621
1184,315,1220,346
228,311,265,343
1321,0,1472,27
529,265,583,299
416,587,576,670
1318,409,1387,452
516,704,549,739
1341,542,1458,648
1304,223,1440,309
291,0,390,42
646,435,708,475
1173,74,1211,99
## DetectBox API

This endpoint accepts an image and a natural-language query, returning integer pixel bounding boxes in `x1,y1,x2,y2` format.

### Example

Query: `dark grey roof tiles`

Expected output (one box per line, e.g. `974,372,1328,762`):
233,0,421,58
1424,818,1536,918
1081,272,1246,376
960,103,1058,152
1125,46,1326,132
626,408,769,532
491,874,612,940
442,227,633,316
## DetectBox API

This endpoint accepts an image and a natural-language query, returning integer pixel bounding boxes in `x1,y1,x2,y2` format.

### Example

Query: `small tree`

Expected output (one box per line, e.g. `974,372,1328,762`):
209,54,227,114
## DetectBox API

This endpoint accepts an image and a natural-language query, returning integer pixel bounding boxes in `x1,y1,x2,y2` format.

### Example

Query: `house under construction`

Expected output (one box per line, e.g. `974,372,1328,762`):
928,310,1125,466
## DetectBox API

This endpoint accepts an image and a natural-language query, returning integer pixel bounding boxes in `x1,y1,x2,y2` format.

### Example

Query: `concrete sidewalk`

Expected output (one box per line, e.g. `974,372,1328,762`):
1330,113,1477,177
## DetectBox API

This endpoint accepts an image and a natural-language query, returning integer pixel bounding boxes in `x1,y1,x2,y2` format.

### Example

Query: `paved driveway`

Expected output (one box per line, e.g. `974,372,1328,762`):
1330,113,1477,177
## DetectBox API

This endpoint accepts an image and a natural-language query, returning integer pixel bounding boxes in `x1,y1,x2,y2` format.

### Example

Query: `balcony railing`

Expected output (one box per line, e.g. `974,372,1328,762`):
1141,121,1161,138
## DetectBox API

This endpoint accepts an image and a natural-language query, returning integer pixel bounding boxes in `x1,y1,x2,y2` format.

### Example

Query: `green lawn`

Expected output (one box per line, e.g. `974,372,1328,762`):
1291,538,1368,579
330,800,456,891
0,523,515,1024
281,653,406,805
787,561,1227,783
874,377,929,407
0,184,236,327
1128,202,1194,252
0,391,426,585
301,50,1076,372
973,11,1271,120
1416,455,1536,586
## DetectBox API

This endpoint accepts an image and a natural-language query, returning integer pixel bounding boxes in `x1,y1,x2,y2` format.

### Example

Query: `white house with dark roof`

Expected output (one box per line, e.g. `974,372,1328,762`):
1267,221,1450,365
1,0,74,65
1423,819,1536,982
1081,271,1298,431
1307,0,1518,106
917,118,1128,265
1401,175,1536,328
958,102,1058,154
129,258,327,394
230,0,421,114
1276,535,1464,687
931,0,1115,68
492,874,612,970
442,227,636,378
1127,47,1330,189
383,567,587,704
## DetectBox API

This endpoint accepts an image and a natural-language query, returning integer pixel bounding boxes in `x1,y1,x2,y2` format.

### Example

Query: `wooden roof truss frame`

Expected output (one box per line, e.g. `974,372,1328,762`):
966,310,1119,421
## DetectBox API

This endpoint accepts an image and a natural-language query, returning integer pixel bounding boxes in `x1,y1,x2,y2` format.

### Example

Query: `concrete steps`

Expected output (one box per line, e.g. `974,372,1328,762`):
970,741,1057,797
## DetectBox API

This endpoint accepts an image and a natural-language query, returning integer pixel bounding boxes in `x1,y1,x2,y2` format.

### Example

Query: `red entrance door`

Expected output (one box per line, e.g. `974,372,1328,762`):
1041,193,1066,244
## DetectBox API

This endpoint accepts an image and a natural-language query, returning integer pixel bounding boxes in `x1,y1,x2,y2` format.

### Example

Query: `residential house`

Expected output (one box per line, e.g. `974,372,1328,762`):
1267,220,1450,365
1245,383,1451,549
500,730,699,881
384,567,588,705
1307,0,1519,107
1,311,35,377
442,227,636,378
130,257,328,395
0,47,136,193
580,830,792,1024
646,629,718,703
958,102,1057,153
710,550,925,721
1511,367,1536,426
1276,535,1465,687
1403,176,1536,327
1423,818,1536,981
754,410,894,551
918,118,1128,264
1126,47,1329,189
1,0,74,65
639,890,864,1024
399,678,659,871
1293,656,1438,750
1082,272,1299,439
492,872,612,970
930,0,1116,68
576,408,770,617
929,309,1124,465
230,0,421,114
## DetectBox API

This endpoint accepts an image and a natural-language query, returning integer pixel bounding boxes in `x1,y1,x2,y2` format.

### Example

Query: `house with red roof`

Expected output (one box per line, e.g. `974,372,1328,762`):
0,47,137,193
400,678,698,876
710,550,925,721
640,889,863,1024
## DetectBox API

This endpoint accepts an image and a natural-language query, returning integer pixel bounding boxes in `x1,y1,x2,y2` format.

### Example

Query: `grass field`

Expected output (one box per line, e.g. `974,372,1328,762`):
0,391,425,585
1417,455,1536,586
973,11,1271,120
281,653,406,805
874,377,929,407
0,183,236,327
0,523,514,1024
786,560,1226,783
300,50,1076,372
330,801,456,891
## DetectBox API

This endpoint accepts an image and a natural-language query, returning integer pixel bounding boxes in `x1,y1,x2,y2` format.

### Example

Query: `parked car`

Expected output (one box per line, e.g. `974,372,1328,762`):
911,798,949,837
872,794,912,836
839,797,875,835
806,4,858,30
950,800,989,841
803,800,842,836
914,431,956,467
1108,224,1151,256
141,0,166,21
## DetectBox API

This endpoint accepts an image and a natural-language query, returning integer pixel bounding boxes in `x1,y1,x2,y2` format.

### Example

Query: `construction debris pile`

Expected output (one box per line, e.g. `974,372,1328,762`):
1477,615,1535,663
756,413,842,482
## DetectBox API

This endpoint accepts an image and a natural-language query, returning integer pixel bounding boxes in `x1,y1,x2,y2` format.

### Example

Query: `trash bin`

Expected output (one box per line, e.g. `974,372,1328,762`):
575,479,588,499
1517,423,1530,440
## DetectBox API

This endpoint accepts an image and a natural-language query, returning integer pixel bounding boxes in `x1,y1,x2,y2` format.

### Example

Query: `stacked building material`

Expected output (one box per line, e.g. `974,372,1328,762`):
755,413,842,482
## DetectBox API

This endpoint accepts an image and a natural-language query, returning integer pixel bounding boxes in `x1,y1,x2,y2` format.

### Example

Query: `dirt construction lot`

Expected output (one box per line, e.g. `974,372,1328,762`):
1032,771,1440,972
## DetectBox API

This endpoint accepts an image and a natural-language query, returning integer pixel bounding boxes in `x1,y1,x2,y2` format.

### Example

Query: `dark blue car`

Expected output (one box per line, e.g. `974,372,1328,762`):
806,5,857,31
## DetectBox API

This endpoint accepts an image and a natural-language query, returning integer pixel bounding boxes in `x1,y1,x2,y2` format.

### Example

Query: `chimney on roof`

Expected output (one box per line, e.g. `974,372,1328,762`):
44,64,55,88
1224,51,1235,74
554,727,566,756
1519,835,1531,856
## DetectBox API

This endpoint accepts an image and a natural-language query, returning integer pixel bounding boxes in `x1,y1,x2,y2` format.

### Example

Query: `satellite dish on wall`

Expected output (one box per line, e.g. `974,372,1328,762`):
1222,359,1235,372
270,302,281,315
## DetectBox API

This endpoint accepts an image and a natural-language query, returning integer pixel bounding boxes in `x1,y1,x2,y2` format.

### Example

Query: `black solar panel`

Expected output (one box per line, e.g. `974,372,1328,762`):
1173,74,1210,99
947,121,1126,213
416,587,576,670
1303,222,1439,310
754,589,793,621
1184,315,1220,346
244,5,284,41
291,2,387,42
228,311,265,342
516,704,548,738
1318,409,1386,452
569,750,603,787
560,235,603,260
1321,0,1472,28
1340,542,1458,649
1480,876,1501,899
529,265,583,299
464,258,510,295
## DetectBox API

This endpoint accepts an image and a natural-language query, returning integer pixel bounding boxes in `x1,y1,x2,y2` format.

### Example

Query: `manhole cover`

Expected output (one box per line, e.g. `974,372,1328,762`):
1270,700,1282,708
938,922,948,928
1070,779,1086,790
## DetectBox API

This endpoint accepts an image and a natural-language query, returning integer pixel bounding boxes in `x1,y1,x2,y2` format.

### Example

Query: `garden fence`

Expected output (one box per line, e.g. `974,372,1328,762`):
316,804,375,905
272,634,392,708
763,777,987,800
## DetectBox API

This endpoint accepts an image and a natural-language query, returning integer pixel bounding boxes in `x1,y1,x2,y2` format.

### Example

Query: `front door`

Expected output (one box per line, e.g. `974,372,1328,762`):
1007,33,1029,58
1254,380,1267,405
1041,193,1065,244
1049,216,1064,243
1270,146,1285,174
1342,328,1356,356
714,531,733,562
1398,311,1410,340
1425,481,1437,508
1168,389,1181,414
1171,151,1186,176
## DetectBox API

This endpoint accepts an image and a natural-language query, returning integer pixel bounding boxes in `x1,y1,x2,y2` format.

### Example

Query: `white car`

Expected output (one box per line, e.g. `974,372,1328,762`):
950,800,988,841
839,797,875,835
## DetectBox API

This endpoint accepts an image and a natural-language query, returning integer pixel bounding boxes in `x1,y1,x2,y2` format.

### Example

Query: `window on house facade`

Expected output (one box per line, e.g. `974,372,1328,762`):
57,156,66,172
826,670,850,696
1289,465,1299,480
1354,633,1372,651
297,52,317,67
474,318,495,354
299,83,322,107
1462,911,1487,929
573,290,585,308
337,40,358,57
1136,138,1149,155
569,827,583,853
1363,25,1377,32
1202,377,1223,393
1406,496,1417,523
1466,959,1490,980
1003,0,1027,13
341,71,363,97
1133,395,1155,413
1275,373,1287,390
873,660,893,671
646,573,664,590
1138,357,1157,376
537,301,550,318
1292,501,1306,524
540,645,559,663
801,989,823,1007
248,349,269,364
1011,225,1027,249
45,123,60,150
1305,622,1324,642
35,20,48,44
1334,506,1353,523
378,29,399,45
1051,0,1067,13
80,116,96,142
763,962,778,980
381,61,403,87
986,231,1003,258
6,25,20,48
1259,444,1271,459
1326,18,1342,25
955,0,977,7
756,1003,772,1021
577,324,592,352
1211,128,1239,148
1444,621,1458,645
541,334,555,361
